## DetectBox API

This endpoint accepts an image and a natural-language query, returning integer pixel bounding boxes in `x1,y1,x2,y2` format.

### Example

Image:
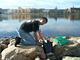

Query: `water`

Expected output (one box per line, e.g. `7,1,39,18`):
0,14,80,38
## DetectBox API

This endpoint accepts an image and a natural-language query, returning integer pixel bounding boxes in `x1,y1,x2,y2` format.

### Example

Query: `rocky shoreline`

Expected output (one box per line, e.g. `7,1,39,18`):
0,36,80,60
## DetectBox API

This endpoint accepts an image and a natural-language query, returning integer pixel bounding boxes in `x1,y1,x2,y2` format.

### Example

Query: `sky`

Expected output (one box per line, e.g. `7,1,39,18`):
0,0,80,9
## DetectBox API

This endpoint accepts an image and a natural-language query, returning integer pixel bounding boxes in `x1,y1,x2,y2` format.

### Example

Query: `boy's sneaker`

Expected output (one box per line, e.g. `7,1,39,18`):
15,37,21,47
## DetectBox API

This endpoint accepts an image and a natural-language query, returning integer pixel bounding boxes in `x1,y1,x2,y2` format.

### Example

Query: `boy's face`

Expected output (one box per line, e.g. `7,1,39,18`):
40,19,46,25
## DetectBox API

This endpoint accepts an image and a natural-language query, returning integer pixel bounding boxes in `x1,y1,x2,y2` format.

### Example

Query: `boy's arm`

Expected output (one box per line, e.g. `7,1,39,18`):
37,30,43,41
34,31,38,42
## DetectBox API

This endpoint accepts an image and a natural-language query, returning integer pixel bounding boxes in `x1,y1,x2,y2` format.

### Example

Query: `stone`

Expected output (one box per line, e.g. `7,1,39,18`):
62,56,80,60
8,39,15,47
1,36,80,60
0,44,8,53
1,44,46,60
53,36,80,59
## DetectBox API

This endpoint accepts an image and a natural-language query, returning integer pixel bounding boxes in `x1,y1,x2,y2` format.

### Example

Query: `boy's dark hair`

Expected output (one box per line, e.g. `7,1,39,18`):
42,17,48,23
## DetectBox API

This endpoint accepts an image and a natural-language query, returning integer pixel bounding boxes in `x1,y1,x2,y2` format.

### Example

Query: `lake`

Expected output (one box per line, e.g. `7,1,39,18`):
0,14,80,38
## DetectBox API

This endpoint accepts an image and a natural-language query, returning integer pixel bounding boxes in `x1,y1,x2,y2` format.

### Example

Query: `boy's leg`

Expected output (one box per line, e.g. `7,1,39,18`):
19,29,36,45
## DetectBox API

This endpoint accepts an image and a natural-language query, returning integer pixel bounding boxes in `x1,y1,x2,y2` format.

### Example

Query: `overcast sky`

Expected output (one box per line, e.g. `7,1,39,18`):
0,0,80,9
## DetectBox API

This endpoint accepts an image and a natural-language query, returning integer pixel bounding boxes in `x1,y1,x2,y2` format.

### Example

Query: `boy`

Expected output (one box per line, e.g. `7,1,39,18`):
15,17,48,46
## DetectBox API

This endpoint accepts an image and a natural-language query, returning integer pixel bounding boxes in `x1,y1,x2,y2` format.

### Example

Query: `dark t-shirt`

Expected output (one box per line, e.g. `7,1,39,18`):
20,20,39,32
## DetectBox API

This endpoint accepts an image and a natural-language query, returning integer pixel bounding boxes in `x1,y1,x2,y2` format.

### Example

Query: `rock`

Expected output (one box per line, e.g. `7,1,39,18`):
0,44,8,53
46,55,56,60
1,44,46,60
62,56,80,60
53,36,80,60
0,44,7,60
35,56,41,60
0,53,1,60
8,39,15,47
1,36,80,60
0,36,14,45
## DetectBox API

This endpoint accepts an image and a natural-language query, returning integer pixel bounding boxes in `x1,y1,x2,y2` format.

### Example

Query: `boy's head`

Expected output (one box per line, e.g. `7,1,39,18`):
39,17,48,25
42,17,48,23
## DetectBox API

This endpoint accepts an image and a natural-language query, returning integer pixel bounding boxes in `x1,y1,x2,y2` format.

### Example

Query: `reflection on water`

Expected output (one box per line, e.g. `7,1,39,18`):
0,14,48,21
49,14,80,21
0,14,80,38
0,14,80,21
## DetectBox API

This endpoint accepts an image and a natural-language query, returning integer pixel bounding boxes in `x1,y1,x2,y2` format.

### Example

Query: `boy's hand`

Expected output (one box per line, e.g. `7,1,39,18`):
40,37,44,41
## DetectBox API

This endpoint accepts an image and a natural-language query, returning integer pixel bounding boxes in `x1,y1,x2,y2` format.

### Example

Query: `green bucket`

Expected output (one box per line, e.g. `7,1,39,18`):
54,36,69,45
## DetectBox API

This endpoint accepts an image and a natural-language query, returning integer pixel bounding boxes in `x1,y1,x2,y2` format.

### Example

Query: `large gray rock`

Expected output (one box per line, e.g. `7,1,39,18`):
53,36,80,59
1,45,46,60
